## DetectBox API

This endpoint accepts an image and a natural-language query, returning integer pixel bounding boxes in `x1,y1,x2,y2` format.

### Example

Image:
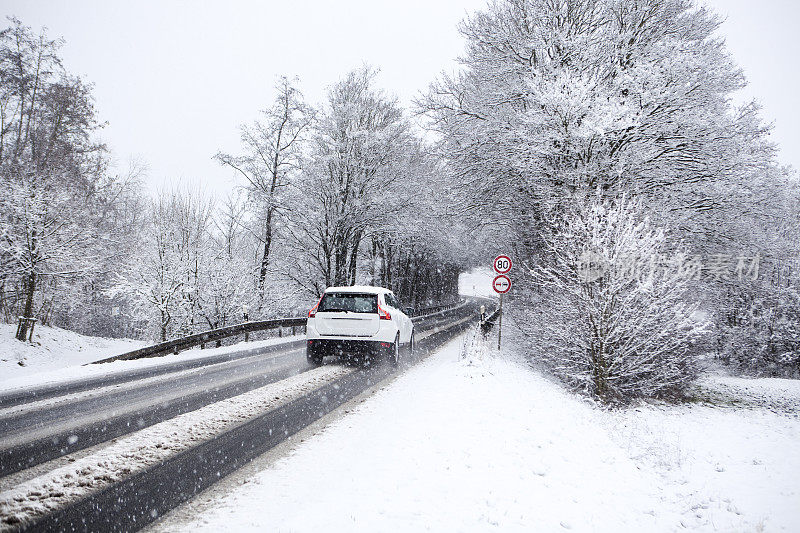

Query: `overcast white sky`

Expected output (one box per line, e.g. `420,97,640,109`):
3,0,798,197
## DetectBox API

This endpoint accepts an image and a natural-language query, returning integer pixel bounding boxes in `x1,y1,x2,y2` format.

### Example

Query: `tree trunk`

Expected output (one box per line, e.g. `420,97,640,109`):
333,229,349,286
16,271,36,341
369,238,379,286
258,208,274,298
410,253,421,304
160,309,169,342
347,231,362,285
382,244,393,288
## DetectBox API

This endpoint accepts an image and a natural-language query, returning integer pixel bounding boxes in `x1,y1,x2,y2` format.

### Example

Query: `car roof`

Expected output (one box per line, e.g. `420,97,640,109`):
324,285,390,295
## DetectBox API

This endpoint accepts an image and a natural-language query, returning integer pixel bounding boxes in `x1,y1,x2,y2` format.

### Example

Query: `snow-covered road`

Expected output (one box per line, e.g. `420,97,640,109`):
0,365,353,527
154,333,800,532
0,304,485,530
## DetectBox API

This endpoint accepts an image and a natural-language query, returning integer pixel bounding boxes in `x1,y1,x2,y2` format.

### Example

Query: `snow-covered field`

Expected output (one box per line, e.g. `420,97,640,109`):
0,323,144,383
155,331,800,532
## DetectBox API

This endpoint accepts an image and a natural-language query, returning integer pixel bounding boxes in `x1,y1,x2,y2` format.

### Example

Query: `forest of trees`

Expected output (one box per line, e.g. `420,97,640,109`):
0,18,468,343
2,0,799,401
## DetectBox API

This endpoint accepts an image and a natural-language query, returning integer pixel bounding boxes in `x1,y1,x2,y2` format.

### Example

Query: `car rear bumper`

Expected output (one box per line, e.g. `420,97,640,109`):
306,318,397,344
306,338,392,358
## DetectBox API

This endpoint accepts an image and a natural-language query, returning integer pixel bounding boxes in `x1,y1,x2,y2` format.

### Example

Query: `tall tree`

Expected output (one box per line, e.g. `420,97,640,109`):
420,0,781,247
215,77,312,309
287,66,408,292
109,188,214,341
0,18,121,341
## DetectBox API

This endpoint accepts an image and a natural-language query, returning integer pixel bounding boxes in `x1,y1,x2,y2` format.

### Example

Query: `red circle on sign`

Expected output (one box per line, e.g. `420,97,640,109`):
493,255,512,274
493,274,511,294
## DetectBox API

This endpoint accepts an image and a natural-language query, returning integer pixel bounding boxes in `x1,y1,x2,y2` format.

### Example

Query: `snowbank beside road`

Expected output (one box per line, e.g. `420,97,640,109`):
611,375,800,530
0,325,301,394
159,333,800,532
0,324,143,383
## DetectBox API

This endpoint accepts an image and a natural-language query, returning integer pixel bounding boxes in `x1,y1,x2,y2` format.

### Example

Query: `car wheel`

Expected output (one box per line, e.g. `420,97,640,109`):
389,333,400,367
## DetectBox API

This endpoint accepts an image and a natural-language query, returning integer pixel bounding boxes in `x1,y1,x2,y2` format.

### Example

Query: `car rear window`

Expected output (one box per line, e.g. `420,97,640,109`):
318,293,378,314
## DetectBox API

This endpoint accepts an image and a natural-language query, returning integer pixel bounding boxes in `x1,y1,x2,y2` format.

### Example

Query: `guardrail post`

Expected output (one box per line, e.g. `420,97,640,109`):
278,327,282,338
16,317,36,342
27,318,36,342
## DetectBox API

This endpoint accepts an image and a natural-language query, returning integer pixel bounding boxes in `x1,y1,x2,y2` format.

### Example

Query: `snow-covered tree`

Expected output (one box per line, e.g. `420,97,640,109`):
0,18,138,341
109,189,214,341
215,77,313,309
364,141,470,307
421,0,780,233
712,178,800,376
421,0,796,379
199,193,259,328
517,195,706,401
286,66,409,293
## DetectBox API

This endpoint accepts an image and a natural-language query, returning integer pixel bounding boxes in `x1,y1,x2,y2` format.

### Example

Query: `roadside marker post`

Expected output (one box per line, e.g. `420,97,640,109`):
492,256,512,350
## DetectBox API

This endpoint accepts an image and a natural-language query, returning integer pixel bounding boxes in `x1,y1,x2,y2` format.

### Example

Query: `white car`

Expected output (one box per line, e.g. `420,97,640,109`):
305,286,415,366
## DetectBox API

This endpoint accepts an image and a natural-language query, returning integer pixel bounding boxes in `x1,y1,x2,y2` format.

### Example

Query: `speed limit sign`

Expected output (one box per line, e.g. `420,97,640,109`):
493,255,512,274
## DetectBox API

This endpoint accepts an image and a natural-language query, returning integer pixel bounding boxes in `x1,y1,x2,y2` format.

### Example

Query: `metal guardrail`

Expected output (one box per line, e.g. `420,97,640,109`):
411,300,468,324
92,317,307,364
92,299,467,365
411,300,465,320
411,299,464,317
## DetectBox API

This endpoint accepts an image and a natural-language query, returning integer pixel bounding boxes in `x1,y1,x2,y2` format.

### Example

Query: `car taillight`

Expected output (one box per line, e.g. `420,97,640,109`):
308,296,322,318
378,303,391,320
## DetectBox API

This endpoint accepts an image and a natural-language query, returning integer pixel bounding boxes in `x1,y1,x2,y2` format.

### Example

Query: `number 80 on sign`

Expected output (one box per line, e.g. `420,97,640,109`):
493,255,512,274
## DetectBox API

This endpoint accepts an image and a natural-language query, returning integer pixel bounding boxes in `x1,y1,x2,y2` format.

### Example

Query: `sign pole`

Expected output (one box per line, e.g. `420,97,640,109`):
497,293,503,350
492,255,512,352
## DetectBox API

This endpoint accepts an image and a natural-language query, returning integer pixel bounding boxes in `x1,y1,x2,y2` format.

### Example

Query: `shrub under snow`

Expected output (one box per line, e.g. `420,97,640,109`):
517,196,706,402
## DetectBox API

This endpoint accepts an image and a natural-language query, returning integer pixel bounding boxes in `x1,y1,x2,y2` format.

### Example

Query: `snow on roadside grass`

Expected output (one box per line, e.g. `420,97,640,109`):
159,332,800,533
0,364,352,529
0,323,143,383
160,334,679,532
694,373,800,414
609,374,800,531
0,330,302,394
